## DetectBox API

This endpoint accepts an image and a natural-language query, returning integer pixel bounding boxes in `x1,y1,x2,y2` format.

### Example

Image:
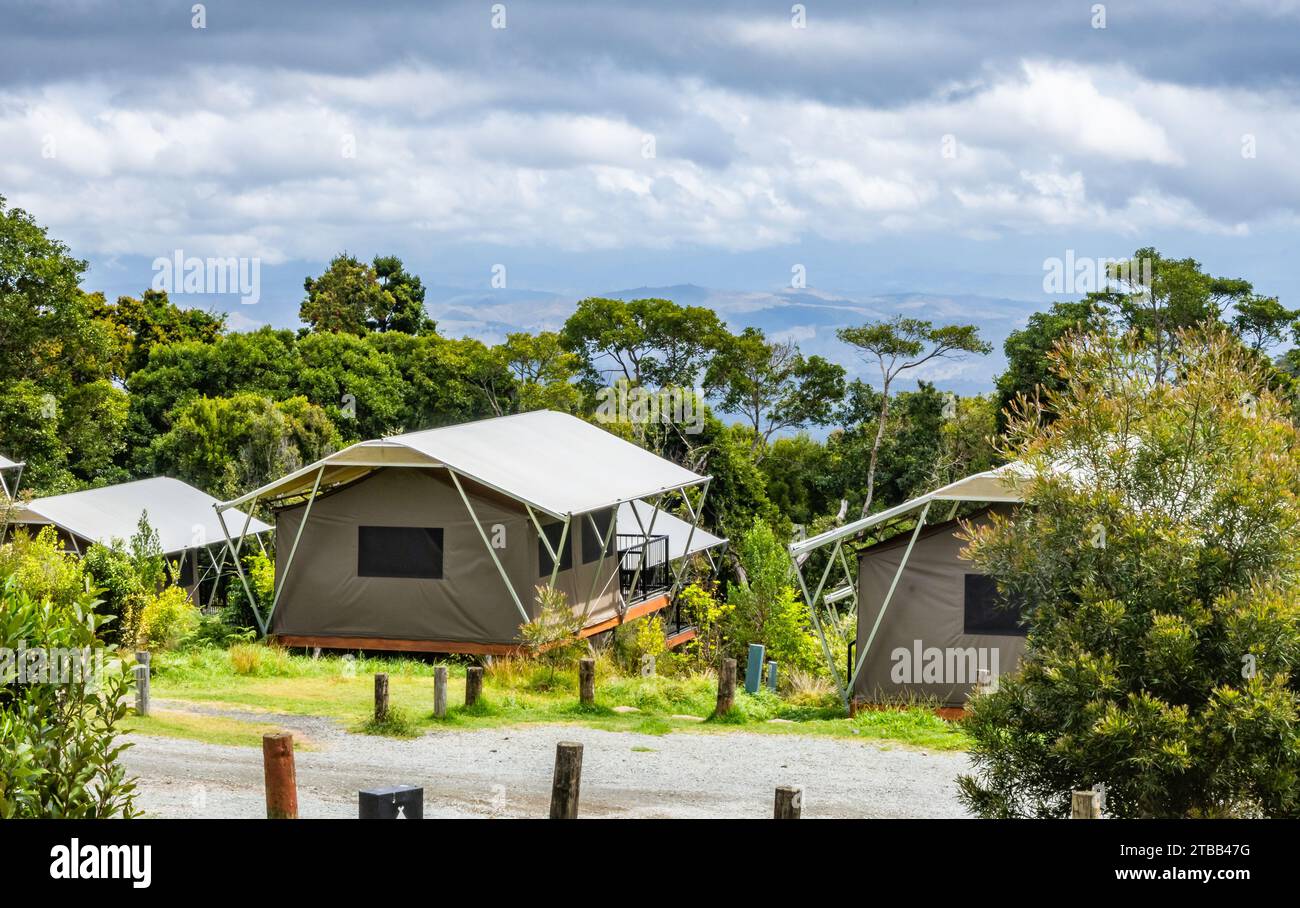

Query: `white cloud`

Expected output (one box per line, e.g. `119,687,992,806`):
2,57,1296,263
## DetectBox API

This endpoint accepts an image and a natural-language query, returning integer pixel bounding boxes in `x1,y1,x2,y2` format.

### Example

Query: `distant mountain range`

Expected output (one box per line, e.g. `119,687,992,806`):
426,283,1039,396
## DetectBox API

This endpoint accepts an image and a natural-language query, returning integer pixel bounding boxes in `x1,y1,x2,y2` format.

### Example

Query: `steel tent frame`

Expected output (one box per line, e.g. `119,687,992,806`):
214,411,714,639
0,455,25,545
788,463,1028,707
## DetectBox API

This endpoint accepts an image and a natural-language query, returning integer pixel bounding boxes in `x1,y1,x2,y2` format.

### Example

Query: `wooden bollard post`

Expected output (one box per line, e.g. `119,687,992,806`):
433,666,448,719
374,673,389,723
134,651,151,717
713,658,736,717
262,732,298,819
1071,790,1101,819
579,658,595,706
465,665,483,707
774,785,802,819
550,741,583,819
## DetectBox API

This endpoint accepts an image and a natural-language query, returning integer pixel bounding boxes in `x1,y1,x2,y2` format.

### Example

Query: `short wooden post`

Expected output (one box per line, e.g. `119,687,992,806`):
134,651,151,717
714,658,736,717
1071,790,1101,819
433,666,448,718
774,785,802,819
262,732,298,819
374,673,389,723
465,665,484,707
579,658,595,706
550,741,583,819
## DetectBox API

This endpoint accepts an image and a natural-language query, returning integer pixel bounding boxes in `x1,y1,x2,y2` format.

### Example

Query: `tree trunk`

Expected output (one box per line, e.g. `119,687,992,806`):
861,383,891,518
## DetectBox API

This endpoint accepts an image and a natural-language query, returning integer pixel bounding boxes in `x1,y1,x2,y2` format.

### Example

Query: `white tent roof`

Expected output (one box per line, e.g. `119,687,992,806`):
221,410,709,518
0,454,20,471
790,461,1029,558
14,477,271,556
617,499,726,561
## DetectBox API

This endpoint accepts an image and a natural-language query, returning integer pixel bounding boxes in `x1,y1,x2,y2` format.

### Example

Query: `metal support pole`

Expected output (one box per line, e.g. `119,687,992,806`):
216,505,265,635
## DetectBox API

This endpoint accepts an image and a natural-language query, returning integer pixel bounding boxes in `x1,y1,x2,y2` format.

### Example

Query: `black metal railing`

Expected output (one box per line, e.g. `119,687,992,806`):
616,533,670,603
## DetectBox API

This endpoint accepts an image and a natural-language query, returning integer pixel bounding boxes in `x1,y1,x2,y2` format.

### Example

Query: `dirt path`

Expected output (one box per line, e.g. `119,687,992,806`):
122,700,973,819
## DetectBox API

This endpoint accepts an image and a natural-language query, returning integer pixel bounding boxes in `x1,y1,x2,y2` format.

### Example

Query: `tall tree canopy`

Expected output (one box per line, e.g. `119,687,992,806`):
561,296,726,388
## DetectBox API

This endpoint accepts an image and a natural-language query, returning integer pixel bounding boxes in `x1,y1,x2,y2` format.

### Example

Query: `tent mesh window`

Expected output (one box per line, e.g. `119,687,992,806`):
581,509,615,564
358,526,444,579
538,522,574,576
963,574,1026,636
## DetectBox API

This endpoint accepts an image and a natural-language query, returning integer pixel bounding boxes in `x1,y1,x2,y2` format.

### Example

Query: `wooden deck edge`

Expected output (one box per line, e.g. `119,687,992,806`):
664,627,697,649
577,592,672,639
273,635,527,656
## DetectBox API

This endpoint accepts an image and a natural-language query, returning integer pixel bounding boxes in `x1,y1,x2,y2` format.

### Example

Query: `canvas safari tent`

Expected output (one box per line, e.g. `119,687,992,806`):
216,410,723,654
8,476,271,604
789,462,1032,708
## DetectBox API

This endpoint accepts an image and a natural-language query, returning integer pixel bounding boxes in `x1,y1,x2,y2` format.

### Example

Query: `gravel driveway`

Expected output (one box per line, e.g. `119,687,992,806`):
123,701,972,819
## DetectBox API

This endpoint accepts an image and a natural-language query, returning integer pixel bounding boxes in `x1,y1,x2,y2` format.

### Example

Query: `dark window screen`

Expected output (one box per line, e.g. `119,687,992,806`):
581,510,615,564
358,526,443,579
963,574,1026,636
539,522,573,577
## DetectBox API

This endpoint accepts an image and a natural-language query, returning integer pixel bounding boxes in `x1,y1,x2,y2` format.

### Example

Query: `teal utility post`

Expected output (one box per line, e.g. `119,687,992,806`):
766,660,778,692
745,643,765,694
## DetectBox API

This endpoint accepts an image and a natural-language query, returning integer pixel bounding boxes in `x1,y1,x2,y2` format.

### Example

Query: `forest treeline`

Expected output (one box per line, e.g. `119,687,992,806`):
3,195,1298,544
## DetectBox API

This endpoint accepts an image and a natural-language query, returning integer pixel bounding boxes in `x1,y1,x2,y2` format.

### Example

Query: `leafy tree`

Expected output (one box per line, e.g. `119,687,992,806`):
837,317,990,516
761,433,836,528
1103,248,1253,384
151,393,341,499
372,255,435,334
125,326,301,472
294,332,406,440
300,253,387,335
498,331,582,413
996,299,1106,429
0,196,117,391
704,327,845,454
959,326,1300,818
1231,294,1300,353
301,253,434,336
92,289,226,381
561,296,725,388
725,518,820,673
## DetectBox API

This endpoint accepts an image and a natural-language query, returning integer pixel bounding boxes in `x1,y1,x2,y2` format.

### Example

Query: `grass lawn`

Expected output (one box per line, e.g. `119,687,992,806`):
143,644,968,752
122,708,320,750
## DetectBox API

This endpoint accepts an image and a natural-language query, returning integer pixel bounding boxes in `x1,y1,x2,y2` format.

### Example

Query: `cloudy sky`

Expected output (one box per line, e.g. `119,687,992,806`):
3,0,1299,389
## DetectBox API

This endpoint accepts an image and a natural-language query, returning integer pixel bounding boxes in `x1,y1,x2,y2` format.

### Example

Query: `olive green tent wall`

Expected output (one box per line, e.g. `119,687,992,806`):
854,507,1027,707
270,467,620,645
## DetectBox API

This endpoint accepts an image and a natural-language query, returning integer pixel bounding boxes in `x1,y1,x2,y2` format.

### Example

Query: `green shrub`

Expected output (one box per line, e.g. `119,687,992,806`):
136,585,199,651
0,553,138,817
81,514,166,645
519,585,586,686
960,327,1300,819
